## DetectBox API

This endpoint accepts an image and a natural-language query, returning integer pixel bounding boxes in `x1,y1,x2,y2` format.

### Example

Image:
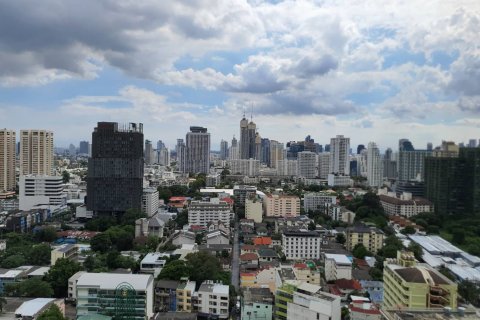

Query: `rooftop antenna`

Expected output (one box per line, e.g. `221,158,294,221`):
250,103,254,121
243,106,246,119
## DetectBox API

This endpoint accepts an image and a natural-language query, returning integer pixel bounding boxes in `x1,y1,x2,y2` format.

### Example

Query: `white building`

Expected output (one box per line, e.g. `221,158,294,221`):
327,204,356,224
140,253,168,277
245,198,263,223
19,175,66,211
329,135,350,176
158,148,170,166
282,230,321,260
287,283,341,320
188,198,233,227
303,192,336,213
356,149,368,177
378,189,434,217
67,271,87,300
228,158,259,176
276,159,298,176
195,280,230,319
367,142,383,187
324,254,353,281
327,174,353,187
76,273,154,319
297,151,317,178
14,298,59,319
318,153,331,179
185,126,210,174
142,188,159,217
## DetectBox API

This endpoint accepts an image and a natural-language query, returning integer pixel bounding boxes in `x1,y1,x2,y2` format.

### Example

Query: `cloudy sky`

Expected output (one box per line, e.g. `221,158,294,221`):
1,0,480,151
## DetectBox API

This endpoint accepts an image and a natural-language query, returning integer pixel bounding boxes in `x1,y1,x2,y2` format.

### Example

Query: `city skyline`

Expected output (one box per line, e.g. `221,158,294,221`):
1,1,480,149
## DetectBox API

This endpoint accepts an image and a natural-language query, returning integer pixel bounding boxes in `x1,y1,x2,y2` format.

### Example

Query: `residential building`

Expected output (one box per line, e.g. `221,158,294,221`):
292,263,321,286
233,185,257,206
318,152,331,179
398,147,432,182
297,151,317,178
155,280,179,312
346,225,384,254
229,136,239,160
324,254,352,281
185,126,210,174
245,198,263,223
240,117,257,160
176,279,196,312
327,174,353,187
349,299,382,320
206,230,229,245
158,148,170,166
220,140,228,160
171,231,196,246
326,204,356,224
0,129,16,192
67,271,86,301
383,251,458,310
145,139,155,165
76,273,154,319
228,158,260,176
140,253,168,277
188,198,233,227
20,129,54,176
275,282,296,320
241,287,273,320
282,230,321,260
367,142,383,187
264,194,300,218
195,280,229,319
19,175,66,211
276,159,298,176
282,282,341,320
378,189,433,217
135,214,165,238
269,140,284,168
383,148,397,179
142,188,159,217
87,122,144,216
329,135,350,175
51,244,79,266
303,192,336,213
240,267,277,293
176,139,187,173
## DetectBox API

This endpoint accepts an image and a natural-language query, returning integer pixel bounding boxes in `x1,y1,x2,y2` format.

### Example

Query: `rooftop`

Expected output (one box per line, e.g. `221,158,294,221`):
381,308,480,320
141,252,169,265
243,287,273,304
325,254,352,265
15,298,55,317
76,273,153,291
198,281,229,295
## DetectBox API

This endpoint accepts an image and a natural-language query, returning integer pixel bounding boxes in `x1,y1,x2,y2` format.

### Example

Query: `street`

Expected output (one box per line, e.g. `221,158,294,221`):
231,219,240,291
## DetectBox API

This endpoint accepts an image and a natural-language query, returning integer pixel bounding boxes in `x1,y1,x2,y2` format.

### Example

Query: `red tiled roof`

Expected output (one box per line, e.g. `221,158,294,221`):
241,272,256,277
335,279,362,290
294,263,308,269
240,253,259,261
169,197,187,201
253,237,272,246
354,258,368,267
189,225,206,231
222,198,234,204
328,285,342,296
349,305,381,315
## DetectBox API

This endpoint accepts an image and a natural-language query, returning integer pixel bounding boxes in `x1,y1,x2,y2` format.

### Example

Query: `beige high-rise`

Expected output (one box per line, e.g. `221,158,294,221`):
20,130,54,176
0,129,16,192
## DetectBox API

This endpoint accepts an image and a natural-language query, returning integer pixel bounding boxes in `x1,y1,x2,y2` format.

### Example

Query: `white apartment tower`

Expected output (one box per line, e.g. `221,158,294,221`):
229,136,239,160
269,140,284,168
185,126,210,174
176,139,186,172
367,142,383,187
20,130,54,176
297,151,317,178
317,152,330,179
0,129,16,192
329,135,350,175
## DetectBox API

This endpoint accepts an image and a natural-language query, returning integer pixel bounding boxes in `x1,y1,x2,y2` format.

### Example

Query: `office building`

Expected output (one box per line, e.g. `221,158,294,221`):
264,194,300,218
240,116,257,159
329,135,350,175
0,129,16,192
185,126,210,174
145,140,154,165
157,140,165,151
297,151,317,178
79,141,89,155
468,139,477,148
327,174,353,187
317,152,330,179
175,139,186,172
229,136,239,160
282,229,321,260
383,148,397,179
303,192,336,213
346,225,384,254
75,273,154,319
241,287,273,320
142,188,159,217
357,144,365,154
20,130,54,176
195,281,229,319
260,138,270,165
367,142,383,187
188,198,233,227
383,251,457,310
397,140,432,181
255,133,262,160
86,122,144,216
19,175,66,211
269,140,284,168
324,254,352,281
220,140,228,160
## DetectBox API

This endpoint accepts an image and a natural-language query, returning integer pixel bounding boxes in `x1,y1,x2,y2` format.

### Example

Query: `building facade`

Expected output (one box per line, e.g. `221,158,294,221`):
324,254,352,281
142,188,159,217
282,230,321,260
20,130,54,176
0,129,16,192
367,142,383,187
245,198,263,223
19,175,66,211
303,192,336,213
297,151,317,178
264,194,300,218
195,281,229,319
329,135,350,175
346,225,384,254
185,126,210,174
87,122,144,216
188,199,234,227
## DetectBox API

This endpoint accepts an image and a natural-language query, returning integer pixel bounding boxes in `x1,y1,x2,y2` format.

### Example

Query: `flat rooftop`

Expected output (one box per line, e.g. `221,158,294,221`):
76,273,153,291
325,253,352,265
198,281,229,295
15,298,55,317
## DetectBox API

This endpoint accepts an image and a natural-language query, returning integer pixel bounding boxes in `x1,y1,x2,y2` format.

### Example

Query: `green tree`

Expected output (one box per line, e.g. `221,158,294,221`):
1,254,26,268
17,278,53,297
62,171,70,184
146,235,159,251
37,304,67,320
90,233,112,253
401,225,416,235
158,260,190,281
352,244,369,259
452,228,466,245
28,244,51,265
185,251,223,284
0,296,6,313
45,258,83,297
121,208,146,226
308,221,316,231
458,280,480,306
336,233,346,245
35,227,58,242
408,242,423,261
175,210,188,228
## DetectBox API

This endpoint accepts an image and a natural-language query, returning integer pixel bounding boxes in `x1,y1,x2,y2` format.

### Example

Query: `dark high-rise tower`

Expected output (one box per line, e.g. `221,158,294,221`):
185,126,210,174
86,122,144,216
240,116,256,159
357,144,365,154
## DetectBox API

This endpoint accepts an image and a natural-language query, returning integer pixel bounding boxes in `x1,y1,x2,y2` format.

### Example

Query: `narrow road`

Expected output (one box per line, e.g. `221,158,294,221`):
231,219,240,291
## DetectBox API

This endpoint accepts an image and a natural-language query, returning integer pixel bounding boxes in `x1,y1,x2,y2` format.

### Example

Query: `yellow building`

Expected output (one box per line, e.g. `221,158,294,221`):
51,244,78,266
346,225,384,253
176,279,196,312
264,194,300,218
383,251,458,310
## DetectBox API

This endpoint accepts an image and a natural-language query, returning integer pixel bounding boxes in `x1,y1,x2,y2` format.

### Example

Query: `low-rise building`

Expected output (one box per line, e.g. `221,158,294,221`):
241,287,273,320
171,230,196,246
206,230,229,245
245,198,263,223
15,298,63,319
346,225,384,254
140,253,168,277
176,279,196,312
378,190,434,218
324,254,353,281
292,263,321,285
303,192,336,213
188,198,233,227
75,273,154,319
282,230,321,260
19,175,67,211
349,299,382,320
51,244,79,266
155,280,179,312
195,281,229,319
142,188,160,217
264,194,300,218
327,174,353,187
326,204,356,224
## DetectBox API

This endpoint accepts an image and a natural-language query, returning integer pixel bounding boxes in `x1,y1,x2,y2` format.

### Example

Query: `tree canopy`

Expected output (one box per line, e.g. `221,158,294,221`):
45,258,83,297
